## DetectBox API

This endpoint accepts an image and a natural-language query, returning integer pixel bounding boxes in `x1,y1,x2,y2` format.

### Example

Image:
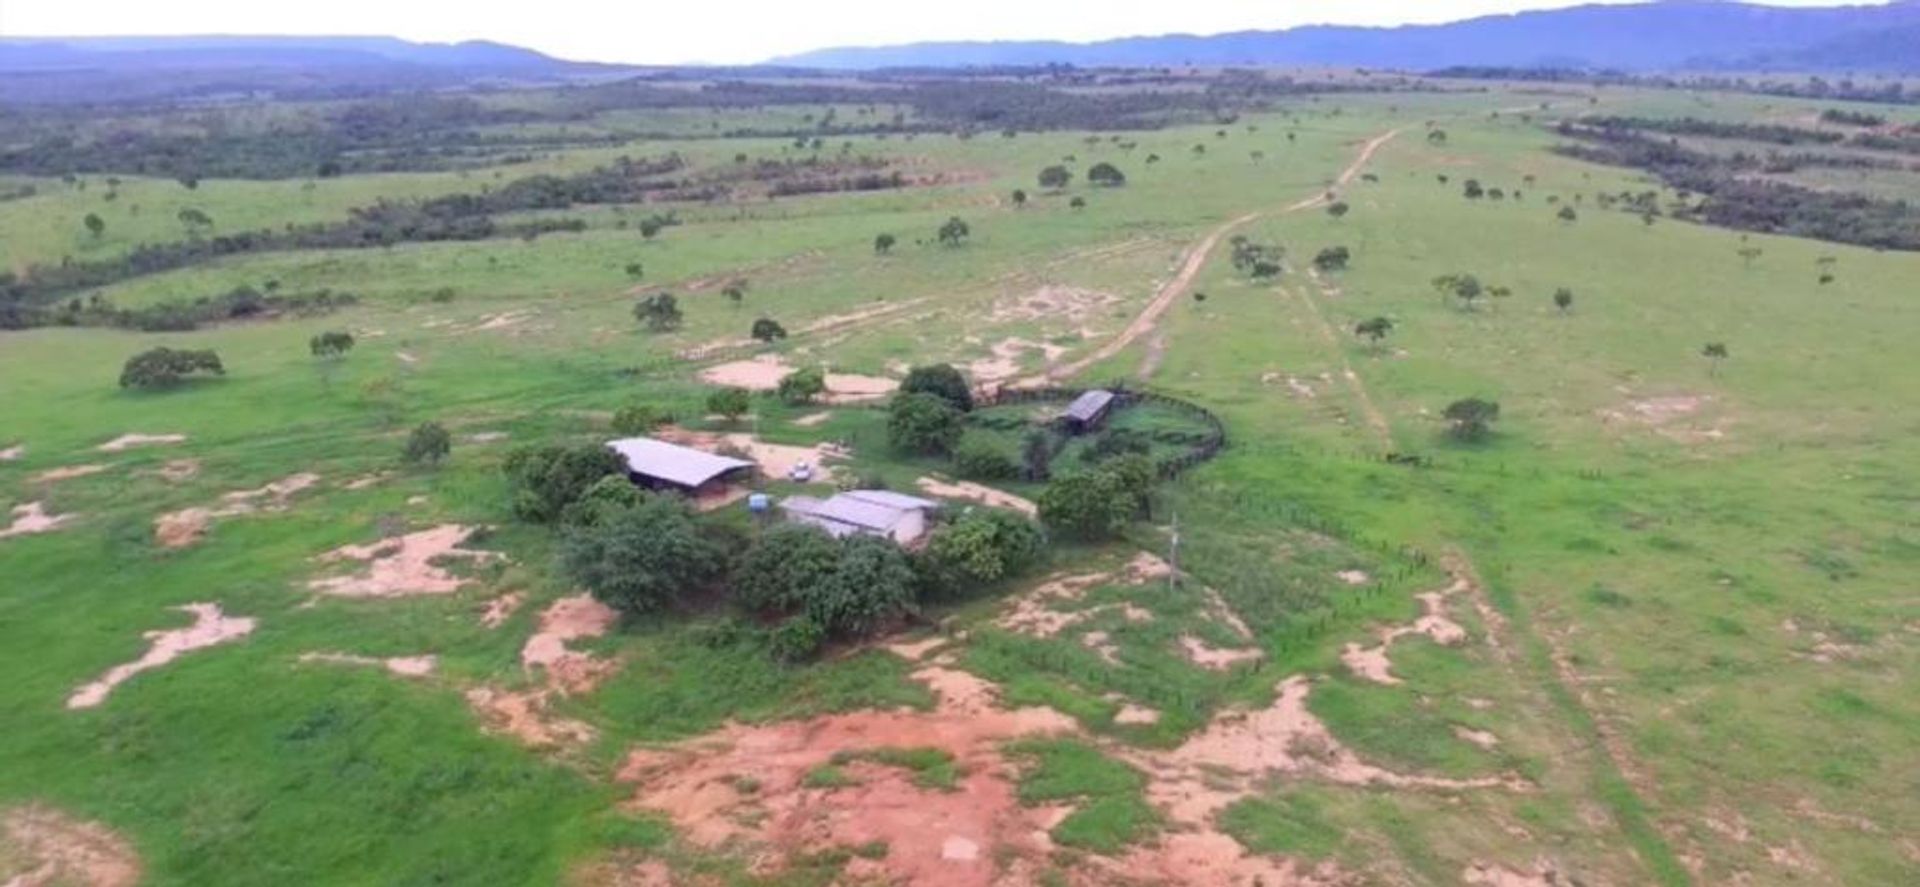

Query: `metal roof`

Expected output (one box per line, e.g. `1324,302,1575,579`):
606,437,753,488
840,490,940,512
778,490,935,534
1064,389,1116,422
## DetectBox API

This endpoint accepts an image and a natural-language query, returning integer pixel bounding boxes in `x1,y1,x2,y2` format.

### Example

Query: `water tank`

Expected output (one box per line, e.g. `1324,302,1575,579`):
747,493,771,514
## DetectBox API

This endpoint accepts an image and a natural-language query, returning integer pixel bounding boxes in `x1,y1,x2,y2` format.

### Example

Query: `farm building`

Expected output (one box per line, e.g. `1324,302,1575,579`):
1062,389,1117,433
606,437,754,496
777,490,939,545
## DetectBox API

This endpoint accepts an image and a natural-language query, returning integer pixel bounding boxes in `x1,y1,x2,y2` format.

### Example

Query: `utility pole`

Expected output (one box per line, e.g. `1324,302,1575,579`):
1168,509,1181,593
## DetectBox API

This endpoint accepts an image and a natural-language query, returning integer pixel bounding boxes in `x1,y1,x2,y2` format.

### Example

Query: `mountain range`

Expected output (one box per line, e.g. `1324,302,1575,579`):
770,1,1920,72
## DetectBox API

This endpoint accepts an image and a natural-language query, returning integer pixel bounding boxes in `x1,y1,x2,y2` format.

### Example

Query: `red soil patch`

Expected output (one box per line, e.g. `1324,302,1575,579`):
299,652,438,678
697,355,899,403
1178,635,1264,670
1339,576,1472,685
994,553,1166,638
655,426,848,485
479,592,527,629
96,433,185,453
915,477,1036,516
30,464,108,484
1,804,141,887
1,502,73,540
306,524,500,598
66,603,256,709
1464,859,1561,886
465,686,597,749
153,472,321,548
522,594,620,695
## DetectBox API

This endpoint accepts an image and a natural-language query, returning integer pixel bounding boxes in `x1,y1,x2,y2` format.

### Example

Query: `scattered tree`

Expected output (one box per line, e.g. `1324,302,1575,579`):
1432,273,1485,310
778,366,827,405
1087,162,1126,187
403,421,452,466
706,387,752,422
1557,205,1579,223
1553,287,1575,314
83,213,105,239
1441,397,1501,442
611,404,666,435
562,496,723,616
624,262,644,280
1354,316,1394,348
309,330,356,359
1737,245,1763,268
954,435,1019,480
750,317,788,342
922,509,1043,592
1021,430,1054,482
504,443,629,523
634,292,683,332
874,233,896,254
1011,188,1028,208
1702,342,1729,375
1463,179,1485,199
1326,201,1350,220
722,279,747,307
887,392,965,455
1038,165,1072,190
1037,455,1153,540
900,363,973,412
937,216,970,247
1069,196,1086,210
1313,246,1351,271
119,347,224,390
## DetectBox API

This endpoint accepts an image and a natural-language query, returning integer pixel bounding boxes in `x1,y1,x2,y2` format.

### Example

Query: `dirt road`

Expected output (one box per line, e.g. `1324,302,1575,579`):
1025,127,1403,387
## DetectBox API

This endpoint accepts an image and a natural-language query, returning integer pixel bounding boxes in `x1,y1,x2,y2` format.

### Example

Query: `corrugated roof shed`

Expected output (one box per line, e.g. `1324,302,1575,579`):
840,490,940,512
606,437,753,488
1064,389,1116,423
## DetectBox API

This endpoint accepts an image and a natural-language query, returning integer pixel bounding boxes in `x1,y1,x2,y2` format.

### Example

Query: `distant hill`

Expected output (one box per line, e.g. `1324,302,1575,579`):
771,1,1920,73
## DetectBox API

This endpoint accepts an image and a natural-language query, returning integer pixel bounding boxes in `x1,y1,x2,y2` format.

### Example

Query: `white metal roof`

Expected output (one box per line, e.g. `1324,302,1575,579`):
839,489,940,512
1065,389,1116,422
777,489,936,533
606,437,753,488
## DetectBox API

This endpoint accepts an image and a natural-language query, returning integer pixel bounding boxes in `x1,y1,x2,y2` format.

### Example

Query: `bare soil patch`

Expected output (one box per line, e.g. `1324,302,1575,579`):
1339,577,1472,685
299,652,438,678
988,285,1122,326
153,472,321,549
31,464,108,484
307,524,500,598
792,411,833,427
994,553,1167,638
1,805,140,887
1177,635,1264,670
153,459,201,483
96,433,185,453
915,477,1036,516
968,338,1068,385
67,603,256,709
0,444,22,461
465,686,598,749
1464,859,1560,886
522,594,620,695
698,355,898,402
655,426,848,484
1,502,74,540
480,592,527,629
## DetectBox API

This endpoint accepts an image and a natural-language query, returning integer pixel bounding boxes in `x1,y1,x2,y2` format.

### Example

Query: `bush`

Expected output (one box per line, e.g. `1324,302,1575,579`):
808,535,918,637
953,435,1019,480
1312,246,1350,272
1082,428,1150,464
558,475,648,526
777,366,827,405
504,443,629,523
750,317,787,342
119,347,224,390
888,393,965,455
1087,162,1127,187
402,421,451,466
901,363,973,412
769,617,828,664
309,330,355,358
1442,397,1501,442
560,497,723,616
734,525,844,614
925,510,1044,589
1037,455,1154,540
706,387,752,421
611,404,667,435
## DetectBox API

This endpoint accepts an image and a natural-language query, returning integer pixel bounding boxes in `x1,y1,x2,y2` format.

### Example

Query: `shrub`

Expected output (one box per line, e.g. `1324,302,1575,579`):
808,535,918,637
1442,397,1501,442
954,435,1019,480
1037,455,1154,540
888,393,965,455
558,475,648,526
925,510,1044,588
119,347,224,390
309,330,355,359
1312,246,1351,272
560,497,723,616
504,443,629,523
611,404,667,435
706,387,752,421
750,317,787,342
402,421,451,466
769,616,828,663
900,363,973,412
777,366,827,404
734,525,844,614
1087,162,1126,187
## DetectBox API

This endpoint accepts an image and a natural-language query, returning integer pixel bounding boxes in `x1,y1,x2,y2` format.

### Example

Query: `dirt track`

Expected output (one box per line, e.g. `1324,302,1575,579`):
1028,128,1403,387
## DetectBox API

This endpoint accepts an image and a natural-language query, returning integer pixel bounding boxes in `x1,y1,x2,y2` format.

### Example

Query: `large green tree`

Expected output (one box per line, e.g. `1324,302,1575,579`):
901,363,973,412
888,392,965,455
561,497,723,616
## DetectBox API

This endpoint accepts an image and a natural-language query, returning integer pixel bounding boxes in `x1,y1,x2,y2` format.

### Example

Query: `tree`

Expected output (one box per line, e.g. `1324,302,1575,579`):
1553,288,1575,314
722,279,748,307
1038,165,1072,190
638,217,665,239
624,262,644,280
901,363,973,412
504,443,629,523
1557,205,1579,224
176,207,213,234
1037,459,1149,540
707,387,752,422
561,496,723,616
874,233,896,254
1087,162,1126,187
1463,179,1485,199
1354,316,1394,348
1702,342,1729,376
1737,245,1763,269
611,404,666,435
1011,188,1028,208
923,509,1043,592
634,293,682,332
750,317,788,342
83,213,105,239
309,330,355,359
1313,246,1351,272
1432,273,1484,310
954,435,1019,480
1441,397,1500,442
1021,430,1054,482
1427,129,1448,144
777,366,827,405
735,525,843,615
1069,196,1087,210
1326,201,1350,220
937,216,970,247
403,421,452,466
119,347,224,390
887,392,965,455
809,535,918,637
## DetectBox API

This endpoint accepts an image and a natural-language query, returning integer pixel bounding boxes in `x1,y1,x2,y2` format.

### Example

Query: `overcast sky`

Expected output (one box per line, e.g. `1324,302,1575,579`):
0,1,1884,65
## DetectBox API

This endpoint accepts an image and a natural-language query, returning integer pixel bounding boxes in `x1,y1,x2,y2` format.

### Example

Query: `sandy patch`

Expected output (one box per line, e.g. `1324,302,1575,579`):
1114,702,1162,725
698,355,898,402
0,444,22,461
96,433,185,452
792,411,833,427
1454,727,1501,750
31,464,108,484
341,472,390,491
153,472,321,549
153,459,201,483
994,554,1166,638
655,426,848,484
1340,642,1399,684
988,285,1122,325
1,502,74,540
614,664,1075,881
1,805,140,887
1464,859,1560,886
677,299,927,362
1178,635,1264,670
1339,577,1472,686
465,686,598,749
67,603,256,709
395,351,419,364
462,310,537,333
480,592,527,629
522,594,620,695
915,477,1036,517
967,338,1068,384
299,652,438,678
885,635,948,662
465,431,510,444
307,524,500,598
1335,569,1371,585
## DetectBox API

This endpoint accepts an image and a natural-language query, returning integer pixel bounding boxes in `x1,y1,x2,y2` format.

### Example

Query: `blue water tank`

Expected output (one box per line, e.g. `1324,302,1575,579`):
747,493,771,513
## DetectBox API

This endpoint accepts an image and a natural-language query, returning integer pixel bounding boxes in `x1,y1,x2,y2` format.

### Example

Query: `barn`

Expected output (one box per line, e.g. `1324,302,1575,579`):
606,437,754,496
777,490,939,545
1062,389,1117,434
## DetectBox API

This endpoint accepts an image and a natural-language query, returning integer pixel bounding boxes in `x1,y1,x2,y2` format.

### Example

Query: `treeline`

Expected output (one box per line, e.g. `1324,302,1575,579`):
0,285,357,332
1431,67,1920,106
1578,115,1920,156
1554,122,1920,251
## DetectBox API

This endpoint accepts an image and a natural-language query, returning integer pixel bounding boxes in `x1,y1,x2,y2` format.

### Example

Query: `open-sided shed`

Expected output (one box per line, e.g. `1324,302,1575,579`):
607,437,754,495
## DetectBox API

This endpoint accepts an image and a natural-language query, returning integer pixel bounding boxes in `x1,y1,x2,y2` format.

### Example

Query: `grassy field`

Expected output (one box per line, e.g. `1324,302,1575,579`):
2,81,1916,886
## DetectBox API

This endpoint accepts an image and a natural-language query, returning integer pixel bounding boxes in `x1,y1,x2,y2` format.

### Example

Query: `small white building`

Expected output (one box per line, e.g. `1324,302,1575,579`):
778,490,939,545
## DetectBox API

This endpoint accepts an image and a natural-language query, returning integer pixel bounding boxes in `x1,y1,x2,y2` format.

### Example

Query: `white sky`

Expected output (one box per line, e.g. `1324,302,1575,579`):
0,1,1881,65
